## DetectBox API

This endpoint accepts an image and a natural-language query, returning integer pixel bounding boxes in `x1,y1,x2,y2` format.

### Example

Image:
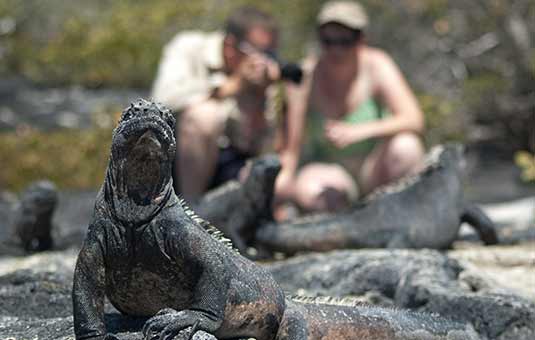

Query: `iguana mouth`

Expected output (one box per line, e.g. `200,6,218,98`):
104,99,176,222
124,129,166,206
112,116,175,205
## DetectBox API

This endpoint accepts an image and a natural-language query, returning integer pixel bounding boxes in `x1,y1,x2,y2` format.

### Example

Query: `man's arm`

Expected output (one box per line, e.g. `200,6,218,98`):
151,34,225,112
72,226,109,340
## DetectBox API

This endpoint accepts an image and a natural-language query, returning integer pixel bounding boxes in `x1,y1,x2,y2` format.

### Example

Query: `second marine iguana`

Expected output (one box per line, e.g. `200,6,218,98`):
194,154,281,254
72,99,480,340
11,180,58,252
256,144,498,254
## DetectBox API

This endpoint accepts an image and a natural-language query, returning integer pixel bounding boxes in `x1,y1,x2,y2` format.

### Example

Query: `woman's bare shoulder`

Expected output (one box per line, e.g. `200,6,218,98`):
361,46,401,81
362,46,394,66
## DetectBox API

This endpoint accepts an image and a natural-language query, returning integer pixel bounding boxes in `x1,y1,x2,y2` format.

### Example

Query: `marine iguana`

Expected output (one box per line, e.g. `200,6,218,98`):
256,144,498,254
72,99,480,340
194,154,281,255
11,180,58,252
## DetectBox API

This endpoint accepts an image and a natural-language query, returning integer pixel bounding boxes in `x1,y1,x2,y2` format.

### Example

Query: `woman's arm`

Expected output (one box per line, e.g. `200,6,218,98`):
366,49,425,136
274,64,313,201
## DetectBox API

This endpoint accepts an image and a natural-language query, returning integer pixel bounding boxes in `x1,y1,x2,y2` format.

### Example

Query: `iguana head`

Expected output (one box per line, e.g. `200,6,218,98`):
436,143,466,173
105,99,176,224
11,180,57,252
19,180,58,217
245,154,281,190
242,154,281,219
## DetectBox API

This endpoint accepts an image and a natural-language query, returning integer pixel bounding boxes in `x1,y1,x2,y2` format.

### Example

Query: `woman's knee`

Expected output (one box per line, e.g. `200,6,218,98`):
385,132,425,168
294,163,358,212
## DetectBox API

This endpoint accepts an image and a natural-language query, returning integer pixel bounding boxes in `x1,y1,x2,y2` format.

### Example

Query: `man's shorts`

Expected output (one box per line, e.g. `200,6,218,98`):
208,145,252,189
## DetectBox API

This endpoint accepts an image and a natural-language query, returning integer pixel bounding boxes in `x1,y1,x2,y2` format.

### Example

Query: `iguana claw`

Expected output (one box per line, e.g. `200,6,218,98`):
142,309,203,340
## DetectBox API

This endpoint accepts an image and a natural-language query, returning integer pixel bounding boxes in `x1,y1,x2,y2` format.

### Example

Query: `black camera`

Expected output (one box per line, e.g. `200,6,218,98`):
279,62,303,84
238,42,303,84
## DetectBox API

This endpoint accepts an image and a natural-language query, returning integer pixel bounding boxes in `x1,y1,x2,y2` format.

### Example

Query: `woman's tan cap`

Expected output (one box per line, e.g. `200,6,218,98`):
317,1,368,30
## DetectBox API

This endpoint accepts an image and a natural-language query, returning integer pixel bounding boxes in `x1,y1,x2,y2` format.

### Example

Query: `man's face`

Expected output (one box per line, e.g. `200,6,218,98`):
243,26,278,58
223,26,278,83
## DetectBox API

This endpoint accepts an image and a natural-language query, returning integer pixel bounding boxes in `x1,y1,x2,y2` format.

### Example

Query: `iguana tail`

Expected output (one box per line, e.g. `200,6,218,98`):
461,203,499,245
277,297,480,340
256,215,355,254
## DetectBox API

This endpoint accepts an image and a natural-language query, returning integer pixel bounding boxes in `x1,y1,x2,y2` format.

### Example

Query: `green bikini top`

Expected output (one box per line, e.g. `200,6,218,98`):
304,98,390,162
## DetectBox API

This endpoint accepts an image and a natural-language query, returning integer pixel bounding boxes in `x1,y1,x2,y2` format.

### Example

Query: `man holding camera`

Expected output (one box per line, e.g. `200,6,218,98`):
152,6,283,203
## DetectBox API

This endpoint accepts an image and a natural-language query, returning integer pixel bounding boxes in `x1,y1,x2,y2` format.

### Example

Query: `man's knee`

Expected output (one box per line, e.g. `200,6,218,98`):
179,100,226,138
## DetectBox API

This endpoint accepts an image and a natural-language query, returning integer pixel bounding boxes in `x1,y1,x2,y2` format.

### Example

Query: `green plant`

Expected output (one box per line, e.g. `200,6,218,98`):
515,151,535,183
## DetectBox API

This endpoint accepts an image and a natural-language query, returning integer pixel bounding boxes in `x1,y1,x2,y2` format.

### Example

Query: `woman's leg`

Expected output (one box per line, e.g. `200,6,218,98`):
293,162,358,213
358,132,425,195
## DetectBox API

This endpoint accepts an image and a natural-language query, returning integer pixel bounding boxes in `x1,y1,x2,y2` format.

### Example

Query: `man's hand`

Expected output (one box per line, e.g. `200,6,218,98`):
237,52,279,90
324,119,371,148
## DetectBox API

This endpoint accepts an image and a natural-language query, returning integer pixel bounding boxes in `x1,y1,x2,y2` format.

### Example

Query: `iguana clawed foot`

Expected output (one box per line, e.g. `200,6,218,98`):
143,308,215,340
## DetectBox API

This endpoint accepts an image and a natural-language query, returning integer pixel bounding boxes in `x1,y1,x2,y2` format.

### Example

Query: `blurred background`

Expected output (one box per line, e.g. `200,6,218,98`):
0,0,533,197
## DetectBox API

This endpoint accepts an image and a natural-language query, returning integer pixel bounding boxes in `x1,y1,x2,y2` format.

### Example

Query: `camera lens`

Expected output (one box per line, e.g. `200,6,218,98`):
280,63,303,84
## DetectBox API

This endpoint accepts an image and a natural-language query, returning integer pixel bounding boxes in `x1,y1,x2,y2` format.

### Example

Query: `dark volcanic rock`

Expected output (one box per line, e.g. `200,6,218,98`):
0,246,533,339
0,78,146,131
0,252,217,340
266,249,535,340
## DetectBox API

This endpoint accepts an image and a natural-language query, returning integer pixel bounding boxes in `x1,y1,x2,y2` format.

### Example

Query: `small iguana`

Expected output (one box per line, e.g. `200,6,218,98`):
72,99,480,340
11,180,58,252
194,154,281,255
256,144,498,254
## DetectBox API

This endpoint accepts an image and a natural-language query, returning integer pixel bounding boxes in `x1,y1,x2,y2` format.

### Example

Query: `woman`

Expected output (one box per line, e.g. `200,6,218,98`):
276,1,425,216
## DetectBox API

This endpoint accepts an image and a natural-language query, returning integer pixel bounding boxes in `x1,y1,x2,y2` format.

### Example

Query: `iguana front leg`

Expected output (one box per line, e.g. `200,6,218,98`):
143,231,230,339
72,226,115,340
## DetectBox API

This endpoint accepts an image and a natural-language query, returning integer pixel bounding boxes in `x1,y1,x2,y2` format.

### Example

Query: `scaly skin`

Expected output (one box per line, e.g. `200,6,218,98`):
256,144,498,255
194,154,281,254
72,99,480,340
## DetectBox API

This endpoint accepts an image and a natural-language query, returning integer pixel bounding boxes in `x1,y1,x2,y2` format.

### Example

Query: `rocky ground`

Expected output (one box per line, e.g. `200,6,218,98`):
0,189,533,339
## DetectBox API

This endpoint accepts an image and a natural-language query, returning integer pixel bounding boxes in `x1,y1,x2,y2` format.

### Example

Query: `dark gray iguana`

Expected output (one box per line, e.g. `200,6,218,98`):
256,144,498,254
194,154,281,255
72,99,480,340
10,180,58,252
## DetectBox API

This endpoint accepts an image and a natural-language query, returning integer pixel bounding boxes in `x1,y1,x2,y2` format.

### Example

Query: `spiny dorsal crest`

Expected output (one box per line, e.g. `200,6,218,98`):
364,144,445,202
289,294,443,320
290,294,372,308
178,197,239,253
